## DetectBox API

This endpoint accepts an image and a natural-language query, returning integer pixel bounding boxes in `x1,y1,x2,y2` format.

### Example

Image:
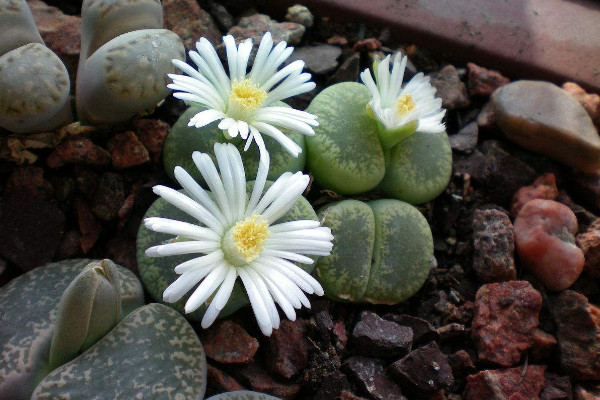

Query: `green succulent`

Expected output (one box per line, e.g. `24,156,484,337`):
315,199,435,304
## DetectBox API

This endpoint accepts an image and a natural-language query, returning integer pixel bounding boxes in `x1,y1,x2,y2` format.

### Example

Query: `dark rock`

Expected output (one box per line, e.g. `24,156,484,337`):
105,235,137,273
472,281,542,366
449,121,478,153
352,311,413,358
107,131,150,169
206,364,245,393
286,44,342,75
477,101,497,129
0,195,65,270
235,363,301,399
74,197,102,254
572,172,600,212
429,65,470,110
328,53,360,84
327,34,348,46
551,290,600,380
5,166,54,200
511,173,559,217
133,119,169,163
388,342,453,397
345,356,406,400
339,390,370,400
265,319,309,379
384,314,439,346
530,328,557,363
91,172,124,220
436,323,466,342
207,1,234,31
463,366,546,400
353,38,382,52
453,150,487,182
228,14,305,46
540,375,572,400
46,137,111,168
75,167,99,199
448,350,476,381
162,0,221,48
576,219,600,278
575,383,600,400
467,62,509,97
56,230,82,259
313,371,352,400
472,208,517,283
202,320,259,364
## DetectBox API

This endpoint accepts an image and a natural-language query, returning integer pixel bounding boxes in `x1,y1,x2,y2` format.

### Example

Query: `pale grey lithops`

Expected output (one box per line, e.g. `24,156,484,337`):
0,0,43,57
0,259,144,400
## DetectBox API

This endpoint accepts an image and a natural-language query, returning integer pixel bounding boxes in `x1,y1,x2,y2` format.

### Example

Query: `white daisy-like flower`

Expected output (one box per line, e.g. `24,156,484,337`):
360,53,446,148
168,32,318,161
144,143,333,336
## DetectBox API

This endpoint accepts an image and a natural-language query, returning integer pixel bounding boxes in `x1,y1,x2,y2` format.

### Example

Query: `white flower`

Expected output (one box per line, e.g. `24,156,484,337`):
144,143,333,336
168,32,318,161
360,53,446,137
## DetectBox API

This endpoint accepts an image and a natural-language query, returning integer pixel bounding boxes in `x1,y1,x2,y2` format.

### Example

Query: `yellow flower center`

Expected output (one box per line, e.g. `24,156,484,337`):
396,94,416,117
222,215,270,267
229,79,267,111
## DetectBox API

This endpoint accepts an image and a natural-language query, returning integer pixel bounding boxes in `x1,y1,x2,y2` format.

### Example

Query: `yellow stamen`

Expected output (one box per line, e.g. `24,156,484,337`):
229,79,267,111
230,214,270,263
396,94,416,117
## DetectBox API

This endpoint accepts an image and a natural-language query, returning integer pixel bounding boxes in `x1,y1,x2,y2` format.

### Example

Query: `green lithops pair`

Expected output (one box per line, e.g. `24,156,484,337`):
0,259,207,400
315,199,434,304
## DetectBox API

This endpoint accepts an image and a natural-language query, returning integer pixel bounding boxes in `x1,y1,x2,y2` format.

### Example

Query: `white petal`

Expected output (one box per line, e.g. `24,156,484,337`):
188,109,226,128
245,141,270,216
174,251,224,274
252,122,302,157
144,217,221,241
239,267,273,336
192,152,235,224
163,269,212,303
185,263,230,313
145,240,220,257
201,267,238,328
246,266,280,330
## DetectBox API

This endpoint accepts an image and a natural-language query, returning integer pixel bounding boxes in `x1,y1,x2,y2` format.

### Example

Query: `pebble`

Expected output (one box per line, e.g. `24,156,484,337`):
107,131,150,169
353,38,382,52
466,62,509,97
91,172,124,220
133,119,169,163
388,342,453,397
105,234,138,273
328,53,361,85
206,364,245,393
511,173,559,217
472,281,542,366
540,375,572,400
201,320,259,364
285,4,314,28
449,121,478,153
447,350,476,381
345,356,407,400
514,199,584,291
286,44,342,75
56,229,82,259
575,383,600,400
5,166,54,200
576,219,600,278
493,80,600,174
74,197,101,254
265,319,309,379
572,172,600,212
429,65,470,110
162,0,221,48
313,371,351,400
551,290,600,381
228,14,305,46
562,82,600,124
235,363,301,399
463,365,546,400
351,311,413,358
207,2,234,31
327,34,348,46
46,137,111,168
529,328,557,363
453,150,487,182
472,208,517,283
384,314,439,346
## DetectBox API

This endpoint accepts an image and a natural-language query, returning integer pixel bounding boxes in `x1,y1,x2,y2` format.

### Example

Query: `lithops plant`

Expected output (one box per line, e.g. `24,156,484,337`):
316,199,435,304
0,0,72,133
76,0,185,125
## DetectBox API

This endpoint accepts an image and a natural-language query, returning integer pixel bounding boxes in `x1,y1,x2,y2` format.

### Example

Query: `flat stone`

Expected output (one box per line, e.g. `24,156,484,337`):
514,199,584,291
429,65,470,110
265,319,309,379
206,364,245,393
162,0,221,48
563,82,600,125
463,366,546,400
551,290,600,381
540,375,572,400
472,208,516,283
384,314,439,346
530,328,557,363
133,119,169,163
286,44,342,75
345,356,407,400
449,121,478,153
235,363,301,399
352,311,413,358
388,342,453,397
576,219,600,278
228,14,305,46
201,320,259,364
46,137,111,168
467,62,509,97
511,173,559,217
106,131,150,169
0,195,65,270
472,281,542,366
493,80,600,174
91,172,124,220
5,165,54,200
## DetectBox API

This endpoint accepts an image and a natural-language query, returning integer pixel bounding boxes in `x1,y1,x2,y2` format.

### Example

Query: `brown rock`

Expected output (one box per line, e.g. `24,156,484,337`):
265,319,309,379
105,235,137,273
5,166,54,200
384,314,439,346
472,281,542,366
352,311,413,358
429,65,470,110
339,390,370,400
575,383,600,400
91,172,124,220
530,328,557,363
228,14,305,46
345,356,407,400
106,131,150,169
514,199,584,291
572,172,600,212
463,366,546,400
202,320,259,364
511,173,559,217
552,290,600,381
74,197,101,254
449,121,478,153
327,34,348,46
133,119,169,163
285,4,314,28
540,375,572,400
472,208,517,283
576,219,600,278
46,137,111,168
206,364,245,393
56,229,82,259
493,80,600,174
162,0,221,48
329,53,360,85
235,363,301,399
448,350,476,381
285,44,341,75
353,38,382,52
477,101,497,129
467,62,510,97
562,82,600,124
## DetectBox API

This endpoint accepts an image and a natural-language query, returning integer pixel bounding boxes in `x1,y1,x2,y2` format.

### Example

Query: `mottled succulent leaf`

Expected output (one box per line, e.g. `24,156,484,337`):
0,0,43,57
76,29,185,124
31,303,207,400
0,259,144,400
206,390,281,400
306,82,385,194
378,130,453,204
136,184,317,322
163,105,306,186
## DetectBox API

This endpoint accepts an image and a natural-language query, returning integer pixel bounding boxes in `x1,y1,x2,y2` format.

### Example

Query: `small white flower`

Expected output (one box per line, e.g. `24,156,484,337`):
360,53,446,138
168,32,318,161
144,143,333,336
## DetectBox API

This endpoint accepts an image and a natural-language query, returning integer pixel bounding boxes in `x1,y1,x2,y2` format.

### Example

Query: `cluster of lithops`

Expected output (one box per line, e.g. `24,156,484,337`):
0,0,71,133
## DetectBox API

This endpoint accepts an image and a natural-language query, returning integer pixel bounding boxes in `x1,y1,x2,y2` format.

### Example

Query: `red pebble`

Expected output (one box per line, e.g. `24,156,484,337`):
511,173,559,217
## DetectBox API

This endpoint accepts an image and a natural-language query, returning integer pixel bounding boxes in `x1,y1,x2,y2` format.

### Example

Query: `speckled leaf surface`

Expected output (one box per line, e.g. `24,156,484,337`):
378,130,452,204
0,259,144,400
306,82,385,194
163,106,306,185
31,303,207,400
315,200,374,302
137,183,318,322
363,200,434,304
206,390,281,400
